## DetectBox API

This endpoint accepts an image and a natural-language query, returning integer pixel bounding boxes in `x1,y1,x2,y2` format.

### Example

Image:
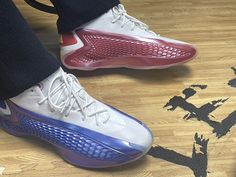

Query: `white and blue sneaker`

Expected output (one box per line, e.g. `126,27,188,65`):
0,68,153,168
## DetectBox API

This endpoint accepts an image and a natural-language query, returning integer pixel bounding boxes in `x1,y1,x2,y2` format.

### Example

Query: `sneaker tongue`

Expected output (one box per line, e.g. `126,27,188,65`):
39,68,63,96
113,5,126,19
112,5,158,38
39,68,93,112
114,4,124,13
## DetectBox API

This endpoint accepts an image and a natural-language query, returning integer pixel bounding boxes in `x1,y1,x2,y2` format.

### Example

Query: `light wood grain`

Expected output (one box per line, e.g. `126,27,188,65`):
0,0,235,176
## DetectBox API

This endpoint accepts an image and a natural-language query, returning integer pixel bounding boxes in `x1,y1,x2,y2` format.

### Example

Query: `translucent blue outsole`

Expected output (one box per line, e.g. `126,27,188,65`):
0,102,150,168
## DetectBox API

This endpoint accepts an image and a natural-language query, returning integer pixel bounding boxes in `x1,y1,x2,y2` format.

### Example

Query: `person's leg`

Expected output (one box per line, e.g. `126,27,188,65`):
50,0,120,34
0,0,60,100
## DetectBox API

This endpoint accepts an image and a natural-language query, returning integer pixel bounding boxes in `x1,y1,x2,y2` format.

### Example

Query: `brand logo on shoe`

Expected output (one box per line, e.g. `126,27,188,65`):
0,101,6,109
0,101,11,115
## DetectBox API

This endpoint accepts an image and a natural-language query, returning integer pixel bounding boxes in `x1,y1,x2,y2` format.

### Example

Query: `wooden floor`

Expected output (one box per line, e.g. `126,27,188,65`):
0,0,235,177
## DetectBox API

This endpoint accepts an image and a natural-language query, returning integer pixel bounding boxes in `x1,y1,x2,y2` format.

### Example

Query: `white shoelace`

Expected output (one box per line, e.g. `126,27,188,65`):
38,72,109,126
112,4,159,36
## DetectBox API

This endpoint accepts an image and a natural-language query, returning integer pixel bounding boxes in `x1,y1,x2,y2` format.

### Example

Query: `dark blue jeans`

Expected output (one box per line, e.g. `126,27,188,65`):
51,0,120,33
0,0,119,99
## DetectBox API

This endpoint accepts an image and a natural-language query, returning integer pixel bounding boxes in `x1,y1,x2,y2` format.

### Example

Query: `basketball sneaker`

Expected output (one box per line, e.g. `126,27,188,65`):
0,68,153,168
60,4,197,70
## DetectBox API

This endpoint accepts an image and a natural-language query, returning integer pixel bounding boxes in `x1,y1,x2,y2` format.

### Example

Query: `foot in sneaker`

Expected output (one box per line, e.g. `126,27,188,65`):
60,4,197,70
0,68,153,168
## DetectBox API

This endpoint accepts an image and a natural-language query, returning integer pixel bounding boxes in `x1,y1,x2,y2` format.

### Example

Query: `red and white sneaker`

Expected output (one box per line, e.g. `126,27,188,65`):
60,4,197,70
